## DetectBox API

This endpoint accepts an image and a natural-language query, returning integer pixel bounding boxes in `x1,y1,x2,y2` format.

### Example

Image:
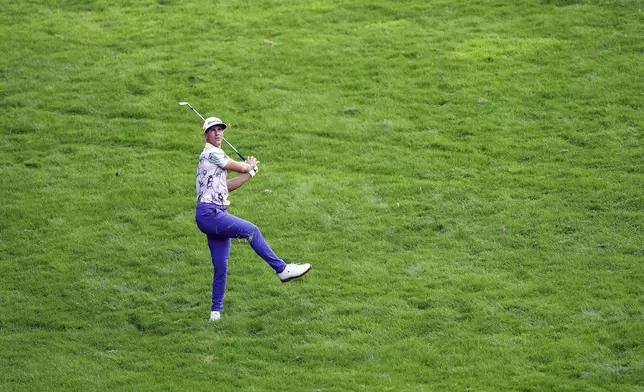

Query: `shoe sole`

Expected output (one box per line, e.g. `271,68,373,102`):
280,265,311,283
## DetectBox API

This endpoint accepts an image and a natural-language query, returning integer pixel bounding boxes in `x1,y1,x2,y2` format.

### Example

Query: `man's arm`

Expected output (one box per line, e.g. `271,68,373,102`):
223,158,259,192
224,156,258,173
224,159,255,174
227,172,253,192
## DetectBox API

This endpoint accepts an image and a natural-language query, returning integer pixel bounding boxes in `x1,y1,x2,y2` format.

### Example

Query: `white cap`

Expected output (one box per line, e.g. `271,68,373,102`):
203,117,227,132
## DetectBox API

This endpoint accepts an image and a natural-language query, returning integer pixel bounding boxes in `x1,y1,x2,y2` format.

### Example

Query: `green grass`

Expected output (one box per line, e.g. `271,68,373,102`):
1,0,643,391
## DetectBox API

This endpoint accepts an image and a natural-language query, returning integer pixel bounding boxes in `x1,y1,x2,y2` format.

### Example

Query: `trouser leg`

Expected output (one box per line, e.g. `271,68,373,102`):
207,235,231,312
208,211,287,274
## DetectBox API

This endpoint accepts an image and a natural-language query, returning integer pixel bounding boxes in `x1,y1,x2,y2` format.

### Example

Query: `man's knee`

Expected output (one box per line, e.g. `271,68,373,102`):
247,224,260,242
213,262,228,278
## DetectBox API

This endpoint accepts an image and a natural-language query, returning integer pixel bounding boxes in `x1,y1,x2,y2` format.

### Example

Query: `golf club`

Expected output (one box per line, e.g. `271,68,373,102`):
179,101,247,161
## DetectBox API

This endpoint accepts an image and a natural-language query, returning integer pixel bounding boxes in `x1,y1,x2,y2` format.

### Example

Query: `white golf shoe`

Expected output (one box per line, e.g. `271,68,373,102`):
209,311,221,321
277,263,312,283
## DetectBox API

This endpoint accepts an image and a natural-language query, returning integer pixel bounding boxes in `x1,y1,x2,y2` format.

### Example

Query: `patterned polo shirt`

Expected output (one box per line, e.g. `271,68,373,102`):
196,143,231,206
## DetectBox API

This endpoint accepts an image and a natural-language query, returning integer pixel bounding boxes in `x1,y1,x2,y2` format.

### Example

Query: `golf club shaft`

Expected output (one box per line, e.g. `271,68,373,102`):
225,141,246,162
179,102,247,161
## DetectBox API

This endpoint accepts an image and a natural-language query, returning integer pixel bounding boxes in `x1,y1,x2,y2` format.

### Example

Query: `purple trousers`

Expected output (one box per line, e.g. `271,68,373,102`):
195,203,287,312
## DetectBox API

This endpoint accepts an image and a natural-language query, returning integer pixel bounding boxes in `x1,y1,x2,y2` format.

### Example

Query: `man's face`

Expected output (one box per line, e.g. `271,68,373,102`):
205,125,225,147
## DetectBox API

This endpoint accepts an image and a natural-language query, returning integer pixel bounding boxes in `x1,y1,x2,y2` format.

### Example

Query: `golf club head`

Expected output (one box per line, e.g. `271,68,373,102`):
179,101,245,160
179,101,206,120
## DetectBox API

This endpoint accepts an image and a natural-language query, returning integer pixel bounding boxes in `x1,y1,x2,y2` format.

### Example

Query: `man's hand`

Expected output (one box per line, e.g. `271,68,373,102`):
249,165,259,177
245,156,259,169
245,156,260,176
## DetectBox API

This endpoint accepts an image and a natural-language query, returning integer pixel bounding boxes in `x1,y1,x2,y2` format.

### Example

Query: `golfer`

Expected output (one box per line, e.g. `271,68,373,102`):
195,116,311,321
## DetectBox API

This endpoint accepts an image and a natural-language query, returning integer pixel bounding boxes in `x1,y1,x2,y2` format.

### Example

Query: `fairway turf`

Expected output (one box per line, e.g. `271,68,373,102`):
1,0,643,391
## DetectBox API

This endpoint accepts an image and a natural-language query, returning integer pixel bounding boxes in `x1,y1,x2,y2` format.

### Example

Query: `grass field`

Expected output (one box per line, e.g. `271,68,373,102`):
1,0,643,391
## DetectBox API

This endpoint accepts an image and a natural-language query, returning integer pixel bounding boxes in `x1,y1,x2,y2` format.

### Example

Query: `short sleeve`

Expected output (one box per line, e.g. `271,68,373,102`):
205,148,230,168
